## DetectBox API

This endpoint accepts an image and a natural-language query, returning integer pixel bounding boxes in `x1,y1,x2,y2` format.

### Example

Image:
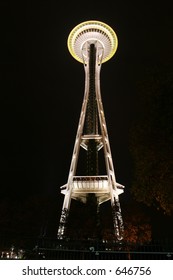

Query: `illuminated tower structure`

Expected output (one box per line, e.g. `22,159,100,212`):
58,20,125,241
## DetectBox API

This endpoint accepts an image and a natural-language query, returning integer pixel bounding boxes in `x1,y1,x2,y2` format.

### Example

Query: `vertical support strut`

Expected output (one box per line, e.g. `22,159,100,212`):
95,47,124,240
57,44,91,239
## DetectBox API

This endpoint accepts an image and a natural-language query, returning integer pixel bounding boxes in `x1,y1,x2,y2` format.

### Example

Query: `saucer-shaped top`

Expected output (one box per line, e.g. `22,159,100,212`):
67,20,118,63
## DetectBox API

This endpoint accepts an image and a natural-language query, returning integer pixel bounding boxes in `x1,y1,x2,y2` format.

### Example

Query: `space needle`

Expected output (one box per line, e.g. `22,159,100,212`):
57,20,125,241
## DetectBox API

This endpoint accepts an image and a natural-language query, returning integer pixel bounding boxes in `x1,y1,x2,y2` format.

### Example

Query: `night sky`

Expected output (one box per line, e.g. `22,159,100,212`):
0,1,173,240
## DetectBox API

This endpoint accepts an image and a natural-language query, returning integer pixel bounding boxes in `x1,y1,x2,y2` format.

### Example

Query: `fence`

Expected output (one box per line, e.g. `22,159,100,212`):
0,236,173,260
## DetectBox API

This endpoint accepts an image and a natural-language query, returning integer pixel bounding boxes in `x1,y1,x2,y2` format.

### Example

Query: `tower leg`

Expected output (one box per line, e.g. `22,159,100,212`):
96,203,102,240
57,191,72,239
112,197,124,241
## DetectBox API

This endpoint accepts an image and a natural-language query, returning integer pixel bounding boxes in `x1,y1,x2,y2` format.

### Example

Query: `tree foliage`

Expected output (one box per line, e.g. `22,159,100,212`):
129,64,173,215
123,204,151,244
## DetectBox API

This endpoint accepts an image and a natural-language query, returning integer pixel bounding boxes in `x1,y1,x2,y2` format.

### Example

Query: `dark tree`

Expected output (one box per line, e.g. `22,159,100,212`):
129,64,173,215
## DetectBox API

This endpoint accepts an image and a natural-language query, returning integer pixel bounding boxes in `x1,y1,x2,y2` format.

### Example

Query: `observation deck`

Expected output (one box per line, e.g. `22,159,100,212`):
67,20,118,63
